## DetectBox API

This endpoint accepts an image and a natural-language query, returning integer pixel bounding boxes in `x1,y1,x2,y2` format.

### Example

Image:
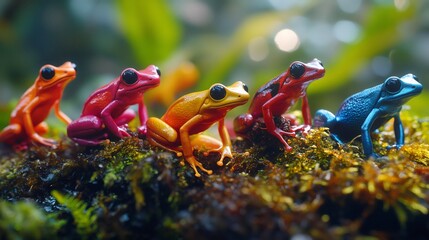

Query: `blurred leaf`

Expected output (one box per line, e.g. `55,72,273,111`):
407,91,429,117
116,0,181,65
309,4,417,94
199,4,314,89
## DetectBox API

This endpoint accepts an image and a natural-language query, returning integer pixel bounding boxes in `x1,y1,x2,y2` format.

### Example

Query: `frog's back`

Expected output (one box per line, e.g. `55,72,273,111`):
161,91,206,130
81,83,117,117
331,85,382,141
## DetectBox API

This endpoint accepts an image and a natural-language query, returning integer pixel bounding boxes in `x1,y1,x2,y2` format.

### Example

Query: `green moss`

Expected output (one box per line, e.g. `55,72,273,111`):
52,190,98,238
0,110,428,239
0,200,63,239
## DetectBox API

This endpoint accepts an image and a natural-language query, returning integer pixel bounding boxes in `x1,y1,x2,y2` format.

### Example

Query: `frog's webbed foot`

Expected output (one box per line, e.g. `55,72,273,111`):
31,134,57,148
138,125,147,137
368,153,389,163
118,125,131,138
190,134,231,166
185,155,213,177
217,146,232,166
291,124,311,135
267,128,294,152
386,144,403,150
202,145,233,166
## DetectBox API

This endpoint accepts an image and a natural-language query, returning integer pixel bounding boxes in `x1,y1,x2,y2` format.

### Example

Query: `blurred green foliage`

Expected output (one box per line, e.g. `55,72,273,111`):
0,200,63,239
116,0,181,65
0,0,428,129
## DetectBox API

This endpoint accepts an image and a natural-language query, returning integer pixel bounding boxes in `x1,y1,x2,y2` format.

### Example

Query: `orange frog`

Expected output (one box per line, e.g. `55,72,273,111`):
0,62,76,149
147,81,249,177
146,61,199,107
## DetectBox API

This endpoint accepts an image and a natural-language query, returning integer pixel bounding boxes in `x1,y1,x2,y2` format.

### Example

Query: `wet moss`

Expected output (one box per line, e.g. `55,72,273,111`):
0,111,428,239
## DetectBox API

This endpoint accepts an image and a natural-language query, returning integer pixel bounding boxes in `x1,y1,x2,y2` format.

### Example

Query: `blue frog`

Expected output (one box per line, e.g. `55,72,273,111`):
313,74,422,158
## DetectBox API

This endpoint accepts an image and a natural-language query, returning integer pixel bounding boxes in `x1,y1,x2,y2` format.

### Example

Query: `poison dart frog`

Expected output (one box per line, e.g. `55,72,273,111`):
0,61,76,149
313,74,422,158
147,81,249,177
67,65,160,146
233,58,325,151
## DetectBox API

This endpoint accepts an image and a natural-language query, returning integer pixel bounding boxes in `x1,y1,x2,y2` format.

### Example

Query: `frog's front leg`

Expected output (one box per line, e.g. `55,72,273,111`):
215,118,232,166
114,109,136,126
54,100,72,125
291,95,312,134
361,108,382,158
180,115,213,177
261,93,295,151
67,115,108,146
390,114,404,149
301,94,312,126
137,101,148,136
23,97,56,147
101,100,130,138
114,109,135,135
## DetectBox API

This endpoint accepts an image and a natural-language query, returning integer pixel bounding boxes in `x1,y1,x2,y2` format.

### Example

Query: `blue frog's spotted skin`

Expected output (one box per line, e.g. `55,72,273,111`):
314,74,422,158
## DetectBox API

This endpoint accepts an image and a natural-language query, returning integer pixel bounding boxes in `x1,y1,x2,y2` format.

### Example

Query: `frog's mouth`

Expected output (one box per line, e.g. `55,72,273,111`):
44,73,77,88
307,69,325,79
130,81,160,91
212,98,249,108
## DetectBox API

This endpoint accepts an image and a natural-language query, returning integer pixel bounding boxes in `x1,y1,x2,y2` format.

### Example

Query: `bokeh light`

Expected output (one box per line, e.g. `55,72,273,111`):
248,37,269,62
333,20,360,43
274,28,300,52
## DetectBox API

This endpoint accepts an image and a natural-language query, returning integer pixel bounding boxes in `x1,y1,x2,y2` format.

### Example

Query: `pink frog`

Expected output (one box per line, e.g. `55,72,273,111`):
67,65,160,145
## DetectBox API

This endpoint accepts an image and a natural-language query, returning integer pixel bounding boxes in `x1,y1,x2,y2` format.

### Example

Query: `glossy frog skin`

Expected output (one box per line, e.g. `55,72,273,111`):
314,74,422,158
0,62,76,148
234,59,325,151
67,65,160,145
147,81,249,177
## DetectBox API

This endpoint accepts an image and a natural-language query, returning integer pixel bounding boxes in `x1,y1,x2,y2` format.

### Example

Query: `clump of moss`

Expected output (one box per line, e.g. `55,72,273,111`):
0,111,428,239
0,200,64,239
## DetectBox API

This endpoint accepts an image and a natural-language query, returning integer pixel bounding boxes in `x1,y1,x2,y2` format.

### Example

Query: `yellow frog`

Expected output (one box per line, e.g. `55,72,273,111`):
147,81,249,177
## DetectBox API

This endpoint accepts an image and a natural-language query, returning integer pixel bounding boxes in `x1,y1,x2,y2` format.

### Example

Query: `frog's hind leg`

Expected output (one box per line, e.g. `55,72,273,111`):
0,124,22,143
146,117,182,156
67,116,109,146
34,122,49,136
147,134,183,157
313,110,347,144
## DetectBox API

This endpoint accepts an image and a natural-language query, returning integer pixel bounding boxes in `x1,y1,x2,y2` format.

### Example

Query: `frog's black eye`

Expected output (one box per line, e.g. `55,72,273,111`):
290,63,305,79
385,77,402,93
243,83,249,92
122,69,138,85
210,84,226,100
155,66,161,77
41,67,55,80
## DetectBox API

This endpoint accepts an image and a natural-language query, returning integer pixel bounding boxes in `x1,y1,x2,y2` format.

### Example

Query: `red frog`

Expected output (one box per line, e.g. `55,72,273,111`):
233,59,325,151
0,62,76,149
67,65,160,146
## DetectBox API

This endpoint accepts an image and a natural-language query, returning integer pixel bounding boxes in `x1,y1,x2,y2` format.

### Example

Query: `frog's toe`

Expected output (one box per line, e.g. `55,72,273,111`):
386,144,403,150
367,153,389,162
